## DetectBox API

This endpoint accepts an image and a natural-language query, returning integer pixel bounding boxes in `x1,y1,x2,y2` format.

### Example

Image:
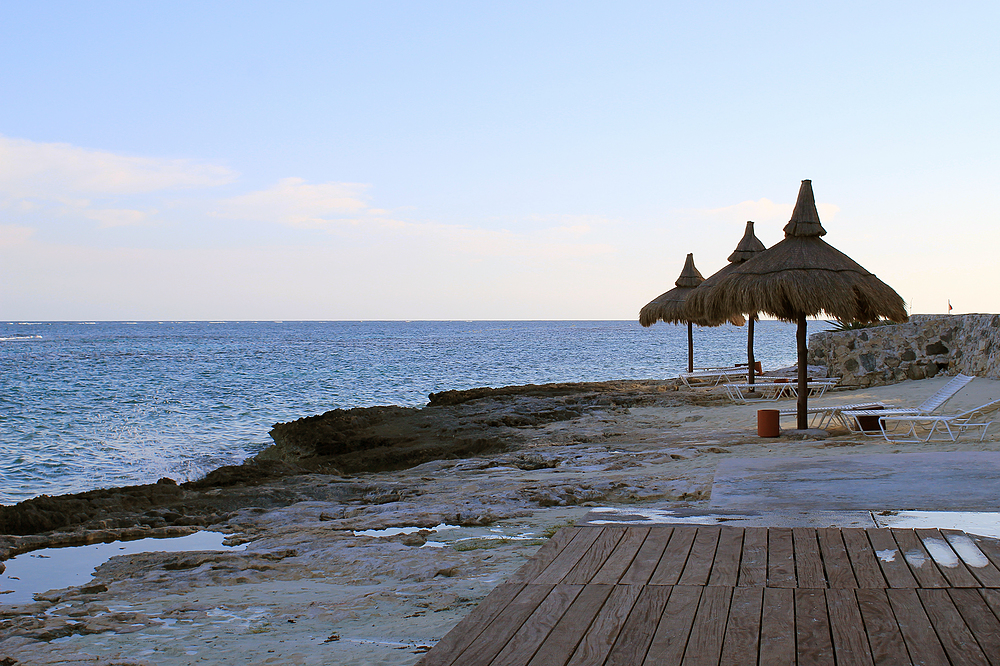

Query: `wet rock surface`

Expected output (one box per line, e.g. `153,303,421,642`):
1,380,684,547
265,379,690,474
9,377,989,664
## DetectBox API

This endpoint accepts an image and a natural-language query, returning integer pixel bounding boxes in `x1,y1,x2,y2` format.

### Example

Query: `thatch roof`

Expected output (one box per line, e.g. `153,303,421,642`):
689,180,908,324
727,220,767,263
639,253,704,327
686,221,766,325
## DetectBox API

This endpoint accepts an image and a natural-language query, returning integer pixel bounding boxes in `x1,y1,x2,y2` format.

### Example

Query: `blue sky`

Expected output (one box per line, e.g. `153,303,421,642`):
1,2,997,320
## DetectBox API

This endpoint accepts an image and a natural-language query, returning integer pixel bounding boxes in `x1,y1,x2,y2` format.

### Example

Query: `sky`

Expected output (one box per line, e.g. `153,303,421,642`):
1,1,998,320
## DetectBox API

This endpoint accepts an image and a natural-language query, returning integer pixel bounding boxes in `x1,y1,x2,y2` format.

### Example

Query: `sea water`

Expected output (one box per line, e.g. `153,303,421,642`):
0,320,830,504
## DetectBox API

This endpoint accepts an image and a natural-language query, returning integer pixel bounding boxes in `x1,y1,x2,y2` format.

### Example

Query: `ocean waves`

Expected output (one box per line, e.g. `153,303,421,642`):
0,320,825,504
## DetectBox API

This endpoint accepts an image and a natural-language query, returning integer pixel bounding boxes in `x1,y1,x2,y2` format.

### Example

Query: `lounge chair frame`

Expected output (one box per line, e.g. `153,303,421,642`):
877,398,1000,443
679,367,749,387
728,378,839,404
840,373,975,435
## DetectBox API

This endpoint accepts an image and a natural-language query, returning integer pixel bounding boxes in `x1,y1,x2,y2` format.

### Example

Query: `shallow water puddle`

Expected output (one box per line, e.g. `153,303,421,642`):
0,531,245,604
352,523,459,538
872,511,1000,539
586,508,739,525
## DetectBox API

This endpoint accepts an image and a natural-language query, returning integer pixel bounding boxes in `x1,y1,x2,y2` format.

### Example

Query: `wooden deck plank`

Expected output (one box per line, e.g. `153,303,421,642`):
942,530,1000,587
916,528,981,588
525,584,614,666
428,526,1000,666
947,588,1000,666
604,585,673,666
531,528,604,585
718,586,763,666
793,527,827,588
507,527,584,583
680,586,733,666
891,529,950,589
854,589,911,666
795,589,835,665
818,527,858,589
885,588,950,665
564,583,644,666
649,525,698,586
759,587,795,665
866,528,919,589
590,526,651,584
641,585,702,666
768,528,796,588
562,526,627,584
507,528,581,584
917,588,991,666
620,526,673,585
738,527,768,587
707,527,744,587
491,584,585,666
841,528,887,589
677,526,722,586
970,533,1000,575
825,588,874,666
416,583,527,666
978,587,1000,622
449,584,554,666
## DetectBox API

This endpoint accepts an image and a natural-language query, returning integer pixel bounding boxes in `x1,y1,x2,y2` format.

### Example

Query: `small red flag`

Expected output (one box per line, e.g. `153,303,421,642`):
948,300,953,313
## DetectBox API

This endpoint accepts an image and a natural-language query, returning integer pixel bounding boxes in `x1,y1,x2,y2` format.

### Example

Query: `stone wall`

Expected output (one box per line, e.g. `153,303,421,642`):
807,314,1000,387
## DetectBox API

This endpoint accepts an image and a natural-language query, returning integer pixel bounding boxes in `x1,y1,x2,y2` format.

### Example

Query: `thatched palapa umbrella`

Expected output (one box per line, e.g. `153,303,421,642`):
686,221,767,384
640,253,744,373
695,180,908,430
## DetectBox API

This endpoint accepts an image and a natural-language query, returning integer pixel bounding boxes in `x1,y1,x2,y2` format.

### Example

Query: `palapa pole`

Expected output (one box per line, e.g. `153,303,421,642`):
687,321,694,373
748,316,756,385
797,316,808,429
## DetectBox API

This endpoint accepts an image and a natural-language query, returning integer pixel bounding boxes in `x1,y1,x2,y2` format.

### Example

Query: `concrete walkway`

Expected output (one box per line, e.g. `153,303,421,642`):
710,451,1000,511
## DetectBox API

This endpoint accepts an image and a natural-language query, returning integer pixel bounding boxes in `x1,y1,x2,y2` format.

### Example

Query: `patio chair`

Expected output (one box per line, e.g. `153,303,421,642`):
784,377,840,398
778,401,886,429
841,373,975,435
723,381,794,403
878,398,1000,442
679,366,749,387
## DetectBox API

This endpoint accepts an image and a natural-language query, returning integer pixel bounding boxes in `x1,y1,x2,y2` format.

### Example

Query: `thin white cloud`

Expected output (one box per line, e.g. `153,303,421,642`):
358,215,616,261
213,178,370,228
82,208,150,228
0,224,34,247
0,135,237,200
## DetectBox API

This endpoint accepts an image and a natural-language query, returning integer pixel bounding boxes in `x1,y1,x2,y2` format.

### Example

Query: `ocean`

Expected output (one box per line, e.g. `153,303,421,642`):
0,320,831,505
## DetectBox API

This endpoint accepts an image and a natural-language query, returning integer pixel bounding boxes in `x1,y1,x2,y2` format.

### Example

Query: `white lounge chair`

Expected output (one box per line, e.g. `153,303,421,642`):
723,382,795,403
840,373,975,435
679,367,749,387
878,398,1000,442
778,401,885,429
729,378,837,404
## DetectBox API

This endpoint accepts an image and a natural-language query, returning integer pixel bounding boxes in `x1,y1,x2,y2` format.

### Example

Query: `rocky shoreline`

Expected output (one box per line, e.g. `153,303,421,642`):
5,375,997,665
2,378,722,664
1,379,691,552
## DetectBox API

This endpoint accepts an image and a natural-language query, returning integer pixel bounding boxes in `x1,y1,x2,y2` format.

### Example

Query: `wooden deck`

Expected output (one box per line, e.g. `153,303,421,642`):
417,525,1000,665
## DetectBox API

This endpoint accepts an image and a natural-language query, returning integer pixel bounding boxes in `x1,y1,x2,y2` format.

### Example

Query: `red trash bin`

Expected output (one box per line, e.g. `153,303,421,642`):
758,409,780,437
855,405,885,432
